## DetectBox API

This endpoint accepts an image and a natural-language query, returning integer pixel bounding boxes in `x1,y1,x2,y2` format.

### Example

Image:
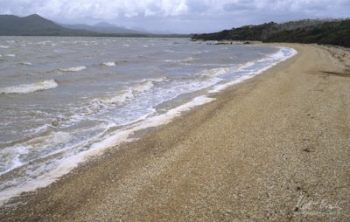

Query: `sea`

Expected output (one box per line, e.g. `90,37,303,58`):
0,37,297,205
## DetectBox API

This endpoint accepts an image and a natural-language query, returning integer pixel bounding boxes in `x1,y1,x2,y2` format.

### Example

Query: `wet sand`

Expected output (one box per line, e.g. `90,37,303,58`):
1,44,349,221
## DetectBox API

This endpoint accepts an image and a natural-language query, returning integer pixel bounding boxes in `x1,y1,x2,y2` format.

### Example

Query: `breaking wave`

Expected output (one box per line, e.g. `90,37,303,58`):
0,80,58,94
91,78,165,108
19,62,32,66
59,66,86,72
102,62,116,67
198,67,230,78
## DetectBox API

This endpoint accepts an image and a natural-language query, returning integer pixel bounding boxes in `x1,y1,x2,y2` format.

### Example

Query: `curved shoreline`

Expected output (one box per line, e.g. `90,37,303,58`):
1,44,349,221
0,46,295,204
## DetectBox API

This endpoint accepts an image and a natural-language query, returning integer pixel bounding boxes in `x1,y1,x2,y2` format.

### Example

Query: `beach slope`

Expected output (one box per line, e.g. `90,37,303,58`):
1,44,350,221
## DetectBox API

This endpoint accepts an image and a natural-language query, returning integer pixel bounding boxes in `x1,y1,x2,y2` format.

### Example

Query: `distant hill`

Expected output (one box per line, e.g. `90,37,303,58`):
0,14,152,37
192,19,350,48
0,14,189,38
62,22,147,35
0,14,98,36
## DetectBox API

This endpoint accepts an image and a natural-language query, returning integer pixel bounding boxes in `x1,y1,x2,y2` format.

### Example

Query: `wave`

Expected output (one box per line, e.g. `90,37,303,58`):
133,80,155,93
59,66,86,72
0,131,72,176
90,96,215,152
0,80,58,95
87,78,166,115
117,78,166,101
198,67,230,78
102,62,116,67
0,95,215,206
19,62,32,66
106,80,158,104
0,45,9,49
0,146,28,176
83,75,217,120
102,89,134,105
5,54,16,57
209,47,297,93
165,57,195,63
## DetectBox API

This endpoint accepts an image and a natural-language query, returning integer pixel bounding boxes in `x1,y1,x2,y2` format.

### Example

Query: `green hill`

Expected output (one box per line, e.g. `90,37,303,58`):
0,14,189,38
0,14,98,36
192,19,350,48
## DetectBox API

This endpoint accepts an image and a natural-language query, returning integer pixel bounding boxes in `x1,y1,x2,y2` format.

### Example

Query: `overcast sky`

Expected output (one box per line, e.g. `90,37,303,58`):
0,0,349,33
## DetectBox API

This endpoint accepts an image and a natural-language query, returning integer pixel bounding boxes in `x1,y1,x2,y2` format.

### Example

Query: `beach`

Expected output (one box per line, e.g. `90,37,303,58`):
1,43,349,221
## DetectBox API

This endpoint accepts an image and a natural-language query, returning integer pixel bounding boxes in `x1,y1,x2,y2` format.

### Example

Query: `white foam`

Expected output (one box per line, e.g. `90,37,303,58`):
59,66,86,72
19,62,32,66
132,80,154,93
50,132,72,145
28,124,51,134
0,146,29,176
89,96,215,151
209,75,253,93
236,61,255,71
0,45,9,49
0,96,214,206
165,57,195,63
198,67,230,78
0,80,58,95
0,131,72,177
102,62,116,67
209,47,297,93
90,78,161,109
104,89,134,105
5,54,16,57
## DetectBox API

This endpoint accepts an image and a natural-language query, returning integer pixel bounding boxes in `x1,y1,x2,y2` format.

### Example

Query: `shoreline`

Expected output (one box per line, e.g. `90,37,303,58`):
0,44,296,205
1,44,350,221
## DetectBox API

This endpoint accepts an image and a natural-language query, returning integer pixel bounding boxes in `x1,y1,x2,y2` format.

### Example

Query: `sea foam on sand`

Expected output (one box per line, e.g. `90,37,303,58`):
0,95,215,206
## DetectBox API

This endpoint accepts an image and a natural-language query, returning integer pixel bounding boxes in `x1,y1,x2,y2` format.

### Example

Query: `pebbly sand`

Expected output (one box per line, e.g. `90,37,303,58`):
0,44,349,221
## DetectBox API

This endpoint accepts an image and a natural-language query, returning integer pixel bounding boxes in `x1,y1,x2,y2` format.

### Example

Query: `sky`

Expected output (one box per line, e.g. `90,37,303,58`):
0,0,349,33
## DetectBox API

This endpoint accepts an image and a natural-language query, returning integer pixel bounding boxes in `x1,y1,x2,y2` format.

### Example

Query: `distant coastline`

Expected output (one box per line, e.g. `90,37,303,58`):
192,19,350,48
0,14,189,38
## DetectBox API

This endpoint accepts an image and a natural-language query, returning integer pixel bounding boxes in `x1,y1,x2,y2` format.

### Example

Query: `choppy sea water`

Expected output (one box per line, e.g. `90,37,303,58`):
0,37,296,205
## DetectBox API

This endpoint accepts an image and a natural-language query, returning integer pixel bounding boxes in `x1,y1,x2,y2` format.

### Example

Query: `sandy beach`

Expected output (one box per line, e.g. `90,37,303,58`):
1,43,349,221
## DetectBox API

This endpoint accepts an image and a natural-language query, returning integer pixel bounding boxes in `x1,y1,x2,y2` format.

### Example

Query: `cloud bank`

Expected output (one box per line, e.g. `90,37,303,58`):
0,0,349,33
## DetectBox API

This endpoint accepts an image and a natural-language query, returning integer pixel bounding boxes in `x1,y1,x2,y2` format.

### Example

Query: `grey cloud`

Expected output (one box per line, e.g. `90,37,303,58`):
186,1,209,13
224,0,257,11
0,0,349,33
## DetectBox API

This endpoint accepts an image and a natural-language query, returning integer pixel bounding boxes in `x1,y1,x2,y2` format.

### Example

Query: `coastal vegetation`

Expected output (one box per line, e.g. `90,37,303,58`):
192,19,350,47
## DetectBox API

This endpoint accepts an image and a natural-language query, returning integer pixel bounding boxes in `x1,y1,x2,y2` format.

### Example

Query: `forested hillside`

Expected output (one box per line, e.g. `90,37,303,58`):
192,19,350,48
